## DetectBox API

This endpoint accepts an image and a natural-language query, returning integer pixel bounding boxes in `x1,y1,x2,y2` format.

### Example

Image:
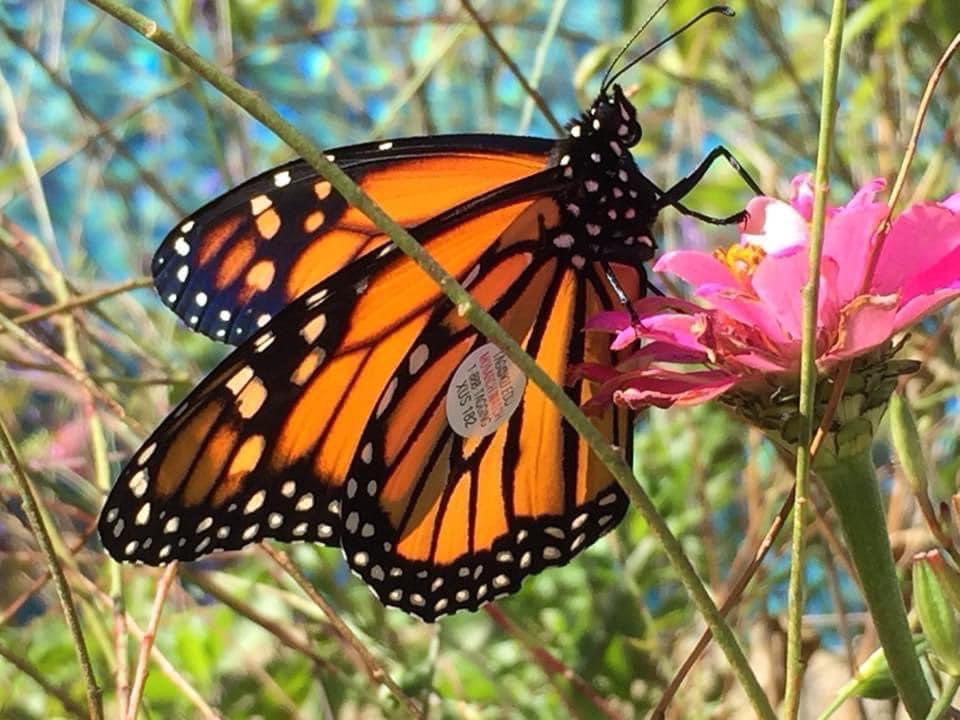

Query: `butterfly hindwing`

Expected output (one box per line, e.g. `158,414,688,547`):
337,212,639,620
153,136,553,344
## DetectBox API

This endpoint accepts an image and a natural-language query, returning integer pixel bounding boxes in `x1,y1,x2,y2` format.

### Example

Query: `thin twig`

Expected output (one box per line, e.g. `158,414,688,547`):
262,545,423,718
0,23,186,214
784,0,848,715
6,277,153,331
0,312,137,430
71,569,225,720
0,641,90,720
653,485,796,718
0,416,103,720
0,520,98,628
180,568,343,677
484,604,622,720
459,0,563,134
126,562,179,720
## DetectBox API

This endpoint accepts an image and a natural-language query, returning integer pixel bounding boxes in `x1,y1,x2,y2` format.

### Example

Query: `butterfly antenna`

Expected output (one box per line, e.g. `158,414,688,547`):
599,0,671,93
601,5,735,93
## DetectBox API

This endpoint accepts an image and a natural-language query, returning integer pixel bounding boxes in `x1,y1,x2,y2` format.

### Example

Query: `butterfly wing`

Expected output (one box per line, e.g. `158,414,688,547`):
337,216,638,620
153,135,553,343
100,174,563,563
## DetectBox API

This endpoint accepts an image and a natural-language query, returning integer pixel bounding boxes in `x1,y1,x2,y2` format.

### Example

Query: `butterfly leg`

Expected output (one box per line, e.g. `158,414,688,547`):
600,258,643,323
656,145,764,224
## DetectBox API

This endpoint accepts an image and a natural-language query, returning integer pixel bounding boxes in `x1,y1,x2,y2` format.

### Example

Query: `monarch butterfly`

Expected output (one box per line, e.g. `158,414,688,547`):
99,7,759,621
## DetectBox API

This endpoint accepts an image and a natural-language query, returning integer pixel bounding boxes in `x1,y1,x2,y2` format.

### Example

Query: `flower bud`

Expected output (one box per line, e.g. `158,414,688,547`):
889,392,929,497
924,549,960,614
913,550,960,676
820,644,899,718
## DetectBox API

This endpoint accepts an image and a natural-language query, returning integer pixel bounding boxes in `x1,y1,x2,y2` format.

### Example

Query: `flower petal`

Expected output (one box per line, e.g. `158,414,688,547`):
845,177,886,208
740,197,809,254
873,204,960,295
790,174,815,220
588,369,738,411
824,294,898,361
654,250,738,290
942,192,960,214
751,244,808,339
894,288,960,332
699,289,792,346
822,201,888,303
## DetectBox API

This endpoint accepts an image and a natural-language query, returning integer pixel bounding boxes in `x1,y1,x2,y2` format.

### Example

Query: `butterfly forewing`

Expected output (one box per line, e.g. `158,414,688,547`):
153,136,553,344
101,169,558,565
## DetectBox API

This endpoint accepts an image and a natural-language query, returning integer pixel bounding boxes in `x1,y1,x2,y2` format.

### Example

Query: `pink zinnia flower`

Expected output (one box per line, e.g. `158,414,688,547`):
580,176,960,434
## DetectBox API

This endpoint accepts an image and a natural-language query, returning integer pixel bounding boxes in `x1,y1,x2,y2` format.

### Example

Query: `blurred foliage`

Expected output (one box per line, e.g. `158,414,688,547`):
0,0,958,718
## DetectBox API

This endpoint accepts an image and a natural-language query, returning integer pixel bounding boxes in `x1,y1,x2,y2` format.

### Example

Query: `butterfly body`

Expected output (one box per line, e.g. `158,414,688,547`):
100,82,744,621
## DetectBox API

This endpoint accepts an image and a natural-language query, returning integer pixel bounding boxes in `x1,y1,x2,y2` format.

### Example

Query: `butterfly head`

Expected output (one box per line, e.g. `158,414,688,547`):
566,83,642,150
593,84,642,147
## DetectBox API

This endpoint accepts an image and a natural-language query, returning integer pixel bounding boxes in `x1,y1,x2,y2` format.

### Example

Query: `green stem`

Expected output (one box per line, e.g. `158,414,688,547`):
784,0,847,715
926,675,960,720
818,451,932,719
83,3,774,717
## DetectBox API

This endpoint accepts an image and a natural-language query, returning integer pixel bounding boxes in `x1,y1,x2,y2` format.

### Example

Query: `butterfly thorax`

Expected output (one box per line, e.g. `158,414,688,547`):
550,84,659,268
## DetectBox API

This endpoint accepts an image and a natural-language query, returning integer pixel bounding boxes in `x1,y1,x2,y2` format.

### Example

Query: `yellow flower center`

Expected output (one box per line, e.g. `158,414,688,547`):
713,243,767,282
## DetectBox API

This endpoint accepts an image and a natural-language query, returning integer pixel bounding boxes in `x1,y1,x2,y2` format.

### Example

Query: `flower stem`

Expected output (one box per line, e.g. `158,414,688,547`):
926,675,959,720
817,451,932,719
784,0,848,713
